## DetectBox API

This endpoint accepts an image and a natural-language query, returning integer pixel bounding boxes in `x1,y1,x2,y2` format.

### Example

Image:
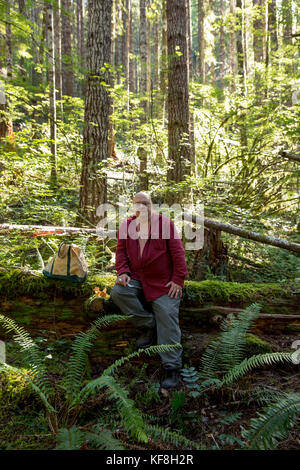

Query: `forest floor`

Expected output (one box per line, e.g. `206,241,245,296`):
1,329,299,451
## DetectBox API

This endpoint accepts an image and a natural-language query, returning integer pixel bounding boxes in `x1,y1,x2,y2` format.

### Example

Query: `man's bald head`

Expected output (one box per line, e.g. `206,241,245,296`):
133,192,152,219
133,192,152,204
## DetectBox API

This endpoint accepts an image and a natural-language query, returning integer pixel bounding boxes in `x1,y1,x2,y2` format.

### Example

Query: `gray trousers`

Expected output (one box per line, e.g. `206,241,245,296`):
110,279,182,369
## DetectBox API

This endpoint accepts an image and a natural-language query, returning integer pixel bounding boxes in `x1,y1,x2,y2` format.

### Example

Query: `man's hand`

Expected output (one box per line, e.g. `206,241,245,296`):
165,281,182,298
116,273,131,287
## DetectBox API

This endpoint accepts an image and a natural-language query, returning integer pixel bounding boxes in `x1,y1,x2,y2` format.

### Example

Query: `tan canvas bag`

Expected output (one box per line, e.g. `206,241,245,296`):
43,243,88,282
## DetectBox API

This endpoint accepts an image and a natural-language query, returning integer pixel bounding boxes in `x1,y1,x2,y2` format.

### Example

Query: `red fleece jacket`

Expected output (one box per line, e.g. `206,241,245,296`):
115,212,187,302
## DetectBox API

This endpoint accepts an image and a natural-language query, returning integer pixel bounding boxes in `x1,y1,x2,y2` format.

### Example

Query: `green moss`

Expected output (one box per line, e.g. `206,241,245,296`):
0,368,35,412
244,333,273,357
1,269,298,307
183,279,296,305
0,269,116,300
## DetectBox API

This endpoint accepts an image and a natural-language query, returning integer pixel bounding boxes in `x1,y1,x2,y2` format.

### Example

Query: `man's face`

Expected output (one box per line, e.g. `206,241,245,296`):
133,195,152,222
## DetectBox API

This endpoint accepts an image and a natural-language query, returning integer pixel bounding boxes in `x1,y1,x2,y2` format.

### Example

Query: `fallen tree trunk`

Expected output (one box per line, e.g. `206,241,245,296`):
278,150,300,163
0,270,299,337
1,216,300,254
0,223,99,236
183,212,300,254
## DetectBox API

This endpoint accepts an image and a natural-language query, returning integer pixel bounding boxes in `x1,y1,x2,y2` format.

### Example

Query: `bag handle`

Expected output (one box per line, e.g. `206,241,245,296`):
66,246,71,276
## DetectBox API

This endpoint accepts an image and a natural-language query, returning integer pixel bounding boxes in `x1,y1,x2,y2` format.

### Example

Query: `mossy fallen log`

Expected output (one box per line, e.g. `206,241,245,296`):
0,269,299,340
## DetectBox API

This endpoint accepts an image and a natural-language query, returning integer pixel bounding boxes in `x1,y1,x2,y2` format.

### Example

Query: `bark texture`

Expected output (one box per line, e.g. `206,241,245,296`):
78,0,112,224
166,0,190,187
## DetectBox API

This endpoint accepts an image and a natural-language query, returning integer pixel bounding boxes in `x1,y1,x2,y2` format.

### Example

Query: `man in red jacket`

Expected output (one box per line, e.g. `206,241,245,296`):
110,192,187,389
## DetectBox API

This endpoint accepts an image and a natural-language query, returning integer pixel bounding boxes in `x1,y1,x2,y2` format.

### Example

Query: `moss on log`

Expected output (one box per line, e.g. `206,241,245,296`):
0,268,298,303
0,269,299,339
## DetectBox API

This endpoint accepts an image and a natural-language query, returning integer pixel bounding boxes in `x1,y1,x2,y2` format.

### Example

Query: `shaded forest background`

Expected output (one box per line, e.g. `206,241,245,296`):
0,0,299,282
0,0,300,452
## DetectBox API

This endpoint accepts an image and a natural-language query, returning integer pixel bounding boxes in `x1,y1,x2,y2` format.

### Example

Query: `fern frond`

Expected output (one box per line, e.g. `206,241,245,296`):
86,427,125,450
65,314,132,403
0,363,56,414
77,374,148,443
0,314,54,399
102,344,181,377
200,303,261,379
221,352,293,386
55,426,86,450
243,393,300,450
233,385,286,407
145,424,204,450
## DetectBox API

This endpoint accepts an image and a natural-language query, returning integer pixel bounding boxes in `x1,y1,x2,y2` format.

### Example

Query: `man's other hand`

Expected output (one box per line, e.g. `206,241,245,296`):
116,273,131,287
165,281,182,298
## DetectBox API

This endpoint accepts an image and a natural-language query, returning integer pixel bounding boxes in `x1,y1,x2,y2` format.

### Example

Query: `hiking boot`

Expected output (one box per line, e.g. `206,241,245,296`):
136,327,156,349
160,368,181,390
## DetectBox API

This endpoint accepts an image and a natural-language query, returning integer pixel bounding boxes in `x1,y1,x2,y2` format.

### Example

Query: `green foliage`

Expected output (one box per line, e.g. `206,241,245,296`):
170,391,185,413
221,352,293,387
243,394,300,450
85,425,125,450
0,313,188,449
55,423,125,451
55,426,86,450
0,314,54,399
180,367,201,398
80,374,148,443
145,424,203,450
0,366,35,410
200,303,261,379
101,343,181,377
181,303,298,450
244,333,273,356
64,314,130,404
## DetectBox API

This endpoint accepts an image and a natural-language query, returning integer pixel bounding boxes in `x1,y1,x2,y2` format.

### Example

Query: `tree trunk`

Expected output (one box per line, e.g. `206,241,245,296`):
229,0,237,90
198,0,205,82
5,3,12,80
76,0,85,97
138,0,149,190
121,0,129,87
46,0,57,188
187,228,228,281
166,0,190,194
18,0,27,80
236,0,248,159
38,2,48,86
268,0,277,51
253,0,265,103
0,60,9,141
219,0,225,90
30,3,42,88
236,0,245,91
1,3,14,146
160,0,168,124
54,0,63,117
146,0,152,105
186,0,195,168
282,0,293,107
139,0,147,102
282,0,293,45
265,0,277,99
114,3,122,84
1,217,300,253
153,17,160,92
128,0,136,94
61,0,74,96
78,0,112,225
